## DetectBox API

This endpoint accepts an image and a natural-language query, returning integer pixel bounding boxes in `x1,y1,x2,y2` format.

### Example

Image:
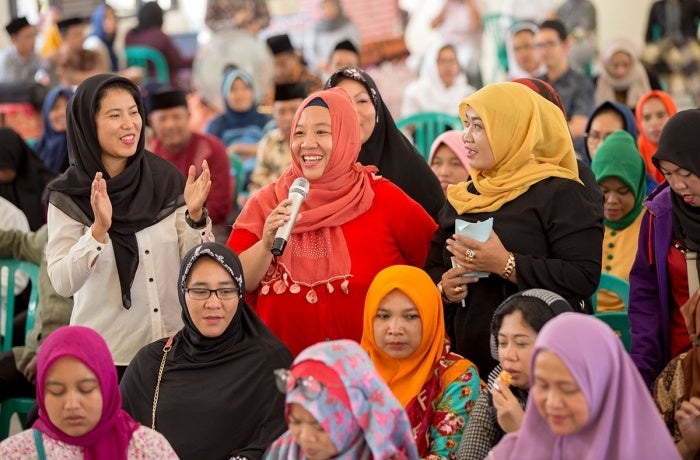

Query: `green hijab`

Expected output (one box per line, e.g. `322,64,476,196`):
591,130,647,230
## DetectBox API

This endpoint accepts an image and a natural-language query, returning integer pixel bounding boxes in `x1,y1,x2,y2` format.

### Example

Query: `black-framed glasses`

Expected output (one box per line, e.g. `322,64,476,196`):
184,287,239,300
274,368,324,400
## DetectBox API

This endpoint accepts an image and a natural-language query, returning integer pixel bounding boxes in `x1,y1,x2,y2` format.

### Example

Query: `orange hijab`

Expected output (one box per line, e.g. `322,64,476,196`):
233,88,377,290
635,90,677,184
360,265,471,406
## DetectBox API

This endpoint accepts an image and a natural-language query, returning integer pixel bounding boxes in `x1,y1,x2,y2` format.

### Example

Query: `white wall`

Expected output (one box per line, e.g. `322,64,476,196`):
592,0,655,50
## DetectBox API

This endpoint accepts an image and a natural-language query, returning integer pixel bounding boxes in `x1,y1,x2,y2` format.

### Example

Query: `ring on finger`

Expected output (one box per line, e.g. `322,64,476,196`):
465,248,476,261
454,286,463,293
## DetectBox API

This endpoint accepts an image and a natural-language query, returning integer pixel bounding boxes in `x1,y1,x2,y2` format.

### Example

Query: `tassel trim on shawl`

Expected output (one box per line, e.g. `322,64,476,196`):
259,261,352,304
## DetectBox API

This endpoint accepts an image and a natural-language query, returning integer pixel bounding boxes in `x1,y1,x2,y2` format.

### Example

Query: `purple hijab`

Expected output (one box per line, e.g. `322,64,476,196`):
33,326,140,460
489,313,679,460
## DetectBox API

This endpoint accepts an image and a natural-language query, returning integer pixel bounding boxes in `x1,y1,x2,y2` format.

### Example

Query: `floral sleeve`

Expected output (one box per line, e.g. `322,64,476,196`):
424,365,483,460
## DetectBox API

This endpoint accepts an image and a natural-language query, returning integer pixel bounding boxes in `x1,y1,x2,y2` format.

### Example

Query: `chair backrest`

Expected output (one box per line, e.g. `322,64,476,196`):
481,13,518,84
0,259,39,352
395,112,463,161
125,46,170,84
595,311,631,352
591,272,630,314
229,153,247,211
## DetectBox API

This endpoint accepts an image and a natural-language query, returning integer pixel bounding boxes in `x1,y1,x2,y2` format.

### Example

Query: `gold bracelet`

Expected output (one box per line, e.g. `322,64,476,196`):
501,252,516,279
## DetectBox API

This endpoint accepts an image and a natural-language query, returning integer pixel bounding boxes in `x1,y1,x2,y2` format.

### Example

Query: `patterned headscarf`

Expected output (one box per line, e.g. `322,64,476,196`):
266,340,418,459
177,242,245,355
33,326,140,460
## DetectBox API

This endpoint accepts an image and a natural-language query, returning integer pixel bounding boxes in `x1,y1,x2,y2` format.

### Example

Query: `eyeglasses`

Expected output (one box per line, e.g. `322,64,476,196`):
534,40,559,49
184,287,239,300
584,131,613,144
274,368,324,400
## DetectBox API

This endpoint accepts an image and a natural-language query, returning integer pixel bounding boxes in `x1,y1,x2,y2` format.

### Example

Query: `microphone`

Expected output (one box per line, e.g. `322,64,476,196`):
271,177,310,256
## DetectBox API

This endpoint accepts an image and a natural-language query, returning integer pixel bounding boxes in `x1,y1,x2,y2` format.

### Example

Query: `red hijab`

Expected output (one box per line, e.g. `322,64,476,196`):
33,326,140,460
635,90,677,183
233,88,377,291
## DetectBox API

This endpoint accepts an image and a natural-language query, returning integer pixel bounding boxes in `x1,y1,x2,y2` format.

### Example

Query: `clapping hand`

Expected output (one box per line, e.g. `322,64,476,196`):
91,172,111,242
184,160,212,221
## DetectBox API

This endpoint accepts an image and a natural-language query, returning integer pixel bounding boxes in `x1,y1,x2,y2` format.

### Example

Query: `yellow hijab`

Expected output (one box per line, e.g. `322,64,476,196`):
360,265,470,406
448,82,582,214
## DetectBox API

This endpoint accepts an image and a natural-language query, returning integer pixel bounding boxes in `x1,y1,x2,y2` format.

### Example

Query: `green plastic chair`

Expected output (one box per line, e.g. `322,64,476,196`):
481,13,518,84
0,259,40,440
125,46,170,84
229,154,248,213
595,311,632,352
591,273,630,314
395,112,463,161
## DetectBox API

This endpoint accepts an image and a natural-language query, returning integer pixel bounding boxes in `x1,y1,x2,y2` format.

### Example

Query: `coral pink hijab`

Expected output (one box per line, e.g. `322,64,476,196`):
232,88,377,290
33,326,140,460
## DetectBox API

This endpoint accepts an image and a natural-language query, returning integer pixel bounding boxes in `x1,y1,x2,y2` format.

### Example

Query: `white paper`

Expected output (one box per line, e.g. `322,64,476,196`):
452,218,493,278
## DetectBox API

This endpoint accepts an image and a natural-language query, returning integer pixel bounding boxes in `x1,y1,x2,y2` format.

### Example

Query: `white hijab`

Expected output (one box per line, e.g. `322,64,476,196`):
401,42,476,117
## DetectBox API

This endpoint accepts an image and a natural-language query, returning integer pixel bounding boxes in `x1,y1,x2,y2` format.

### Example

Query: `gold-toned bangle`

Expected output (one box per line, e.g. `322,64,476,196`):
501,252,516,279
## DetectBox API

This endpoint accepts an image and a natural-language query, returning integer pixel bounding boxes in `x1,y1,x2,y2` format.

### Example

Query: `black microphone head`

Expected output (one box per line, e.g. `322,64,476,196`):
289,177,310,199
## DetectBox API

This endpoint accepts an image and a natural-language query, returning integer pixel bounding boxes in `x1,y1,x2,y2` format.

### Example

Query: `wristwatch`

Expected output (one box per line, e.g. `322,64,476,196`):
185,208,208,229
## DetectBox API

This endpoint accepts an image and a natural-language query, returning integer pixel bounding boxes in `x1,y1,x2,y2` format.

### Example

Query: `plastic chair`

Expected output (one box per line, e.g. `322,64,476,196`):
125,46,170,84
395,112,463,161
229,154,248,214
595,311,632,352
481,13,517,84
591,273,630,314
0,259,39,440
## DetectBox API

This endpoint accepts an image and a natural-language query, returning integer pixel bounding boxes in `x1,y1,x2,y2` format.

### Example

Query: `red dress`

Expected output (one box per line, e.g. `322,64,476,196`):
227,178,437,356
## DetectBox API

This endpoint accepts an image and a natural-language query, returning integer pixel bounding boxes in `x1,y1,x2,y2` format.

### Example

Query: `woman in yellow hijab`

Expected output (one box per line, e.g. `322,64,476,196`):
424,81,603,378
361,265,482,459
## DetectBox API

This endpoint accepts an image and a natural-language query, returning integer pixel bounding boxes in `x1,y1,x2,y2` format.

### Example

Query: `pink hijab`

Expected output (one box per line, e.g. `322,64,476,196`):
489,313,679,460
428,130,470,172
33,326,140,460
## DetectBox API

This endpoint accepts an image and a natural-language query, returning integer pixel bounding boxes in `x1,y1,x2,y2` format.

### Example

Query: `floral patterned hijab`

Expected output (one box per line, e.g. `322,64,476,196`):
265,340,418,459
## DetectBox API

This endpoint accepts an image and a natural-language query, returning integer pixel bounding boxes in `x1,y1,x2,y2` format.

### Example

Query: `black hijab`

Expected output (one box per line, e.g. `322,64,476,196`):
0,127,55,230
48,74,185,309
653,108,700,252
176,242,245,359
120,242,292,460
325,67,445,221
133,1,163,32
